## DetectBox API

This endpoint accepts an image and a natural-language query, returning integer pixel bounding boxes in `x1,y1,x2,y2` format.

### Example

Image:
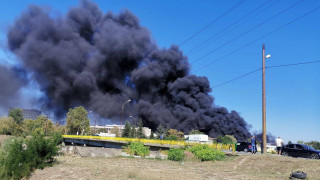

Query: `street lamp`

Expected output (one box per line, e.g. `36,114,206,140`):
121,99,131,126
129,115,137,127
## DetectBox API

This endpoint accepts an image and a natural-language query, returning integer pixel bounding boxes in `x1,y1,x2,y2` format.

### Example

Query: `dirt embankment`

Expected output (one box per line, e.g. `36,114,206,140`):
30,154,320,180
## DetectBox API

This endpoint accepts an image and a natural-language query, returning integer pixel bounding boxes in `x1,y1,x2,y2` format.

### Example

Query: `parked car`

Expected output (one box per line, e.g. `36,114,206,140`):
236,142,252,152
281,144,320,159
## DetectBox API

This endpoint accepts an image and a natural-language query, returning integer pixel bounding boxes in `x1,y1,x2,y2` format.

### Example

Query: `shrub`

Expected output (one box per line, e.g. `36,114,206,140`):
188,144,225,161
168,148,185,161
124,142,150,157
165,135,179,141
0,132,62,179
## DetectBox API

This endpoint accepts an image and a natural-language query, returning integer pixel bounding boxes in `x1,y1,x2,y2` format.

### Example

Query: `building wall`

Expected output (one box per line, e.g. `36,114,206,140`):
22,109,42,120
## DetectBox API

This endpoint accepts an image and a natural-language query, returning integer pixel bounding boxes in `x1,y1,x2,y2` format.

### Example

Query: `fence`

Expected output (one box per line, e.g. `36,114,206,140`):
62,135,237,152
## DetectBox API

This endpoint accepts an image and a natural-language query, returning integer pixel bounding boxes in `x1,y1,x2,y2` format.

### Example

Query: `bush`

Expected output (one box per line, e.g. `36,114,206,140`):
168,148,185,161
124,142,150,157
188,144,225,161
0,132,62,179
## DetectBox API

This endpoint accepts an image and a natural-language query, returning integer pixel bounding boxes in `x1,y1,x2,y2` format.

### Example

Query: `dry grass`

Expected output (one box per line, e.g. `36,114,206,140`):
29,154,320,180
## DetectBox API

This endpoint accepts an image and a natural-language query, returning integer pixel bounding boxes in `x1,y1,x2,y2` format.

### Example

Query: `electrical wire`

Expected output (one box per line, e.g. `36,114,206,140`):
185,0,273,56
191,0,304,64
194,2,320,72
179,0,246,47
211,60,320,89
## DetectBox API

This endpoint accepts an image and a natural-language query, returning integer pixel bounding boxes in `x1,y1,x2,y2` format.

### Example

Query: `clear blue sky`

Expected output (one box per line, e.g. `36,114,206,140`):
0,0,319,143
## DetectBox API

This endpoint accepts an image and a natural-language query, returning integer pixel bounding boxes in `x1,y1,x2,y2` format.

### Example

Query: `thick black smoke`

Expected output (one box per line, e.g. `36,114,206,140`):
253,131,276,143
6,0,251,140
0,65,27,109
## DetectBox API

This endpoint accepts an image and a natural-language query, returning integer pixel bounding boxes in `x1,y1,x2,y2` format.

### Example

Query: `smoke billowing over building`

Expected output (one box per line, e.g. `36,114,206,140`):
3,0,251,140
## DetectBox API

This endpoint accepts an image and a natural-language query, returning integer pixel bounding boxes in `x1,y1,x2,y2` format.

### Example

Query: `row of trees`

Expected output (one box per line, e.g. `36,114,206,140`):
122,119,146,138
288,140,320,150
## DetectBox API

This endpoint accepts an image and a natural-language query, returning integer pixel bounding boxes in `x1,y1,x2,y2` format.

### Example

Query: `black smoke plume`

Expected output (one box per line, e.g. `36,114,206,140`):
0,65,27,109
6,0,251,140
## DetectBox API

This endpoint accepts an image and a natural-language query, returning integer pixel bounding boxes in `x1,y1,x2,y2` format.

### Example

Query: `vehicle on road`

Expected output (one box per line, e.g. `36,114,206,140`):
281,144,320,159
236,142,252,152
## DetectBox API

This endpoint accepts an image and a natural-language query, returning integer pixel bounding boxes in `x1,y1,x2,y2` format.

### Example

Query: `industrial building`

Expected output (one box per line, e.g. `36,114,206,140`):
22,109,42,120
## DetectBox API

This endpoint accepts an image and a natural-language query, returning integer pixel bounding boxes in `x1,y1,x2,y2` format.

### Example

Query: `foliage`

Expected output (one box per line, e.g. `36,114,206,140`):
122,121,132,138
217,135,236,144
156,124,167,139
110,127,120,137
189,129,204,135
124,142,150,157
66,106,89,135
0,132,62,180
130,125,136,138
168,148,185,161
188,144,225,161
288,141,292,144
305,141,320,150
137,118,145,138
165,135,179,141
297,140,304,144
166,129,184,140
8,108,23,124
0,117,20,135
149,131,154,139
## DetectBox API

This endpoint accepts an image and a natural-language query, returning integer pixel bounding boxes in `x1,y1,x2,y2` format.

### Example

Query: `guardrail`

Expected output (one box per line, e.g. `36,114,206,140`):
62,135,237,152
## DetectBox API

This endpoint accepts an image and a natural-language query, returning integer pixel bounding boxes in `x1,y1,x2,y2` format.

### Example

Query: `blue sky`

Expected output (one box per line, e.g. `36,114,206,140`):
0,0,319,142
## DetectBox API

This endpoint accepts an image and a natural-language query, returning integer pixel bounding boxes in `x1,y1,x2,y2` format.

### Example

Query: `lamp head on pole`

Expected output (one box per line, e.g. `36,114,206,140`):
265,54,271,59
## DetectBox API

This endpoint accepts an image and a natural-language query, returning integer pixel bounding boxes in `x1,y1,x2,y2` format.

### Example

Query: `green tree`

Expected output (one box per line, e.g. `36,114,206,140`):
217,135,234,144
66,106,90,135
297,140,304,144
189,129,204,135
137,118,145,138
166,129,184,140
305,141,320,150
110,127,120,137
288,141,292,144
130,125,136,138
149,131,154,139
156,124,167,139
0,117,19,135
122,121,131,137
8,108,23,124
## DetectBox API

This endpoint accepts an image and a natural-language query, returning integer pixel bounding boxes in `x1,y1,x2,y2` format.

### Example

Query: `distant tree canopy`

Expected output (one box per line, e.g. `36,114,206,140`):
189,129,204,135
305,141,320,150
217,135,237,143
122,121,131,138
166,129,184,140
66,106,89,135
8,108,23,124
156,124,167,139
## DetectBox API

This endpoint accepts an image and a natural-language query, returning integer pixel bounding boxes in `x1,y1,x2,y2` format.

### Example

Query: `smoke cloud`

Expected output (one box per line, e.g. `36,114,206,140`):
6,0,251,140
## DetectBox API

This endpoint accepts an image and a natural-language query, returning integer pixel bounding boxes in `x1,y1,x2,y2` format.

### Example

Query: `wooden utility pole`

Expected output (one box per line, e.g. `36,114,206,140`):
262,44,267,154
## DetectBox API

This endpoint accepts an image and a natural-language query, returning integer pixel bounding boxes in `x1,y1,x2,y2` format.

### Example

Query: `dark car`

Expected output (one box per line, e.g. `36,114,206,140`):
281,144,320,159
236,142,252,152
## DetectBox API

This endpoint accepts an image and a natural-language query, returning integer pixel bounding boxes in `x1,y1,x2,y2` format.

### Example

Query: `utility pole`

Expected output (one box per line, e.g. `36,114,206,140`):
262,44,267,154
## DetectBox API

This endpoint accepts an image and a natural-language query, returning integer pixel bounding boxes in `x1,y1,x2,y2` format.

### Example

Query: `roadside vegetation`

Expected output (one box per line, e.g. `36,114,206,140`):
123,141,150,157
0,132,62,180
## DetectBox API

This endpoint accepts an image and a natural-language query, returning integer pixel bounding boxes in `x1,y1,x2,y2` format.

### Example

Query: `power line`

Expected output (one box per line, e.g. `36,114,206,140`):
191,0,304,64
194,2,320,72
212,68,261,89
266,60,320,68
186,0,273,56
211,60,320,89
179,0,246,47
